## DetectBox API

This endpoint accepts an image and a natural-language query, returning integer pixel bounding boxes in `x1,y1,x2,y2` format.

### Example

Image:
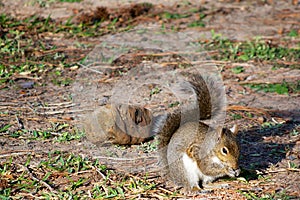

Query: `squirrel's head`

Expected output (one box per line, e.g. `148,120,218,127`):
214,125,240,177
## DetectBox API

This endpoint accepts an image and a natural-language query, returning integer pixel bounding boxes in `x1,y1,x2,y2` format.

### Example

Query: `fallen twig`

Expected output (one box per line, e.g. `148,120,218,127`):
90,165,110,181
38,109,93,115
0,151,34,158
20,164,57,193
157,186,175,195
227,105,270,116
266,168,300,173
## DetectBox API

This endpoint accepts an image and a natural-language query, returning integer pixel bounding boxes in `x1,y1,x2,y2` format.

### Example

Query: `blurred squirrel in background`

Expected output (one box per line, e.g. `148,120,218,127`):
85,73,240,192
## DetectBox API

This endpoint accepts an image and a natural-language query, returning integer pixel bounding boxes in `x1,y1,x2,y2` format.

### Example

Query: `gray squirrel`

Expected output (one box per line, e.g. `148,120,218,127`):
153,74,240,191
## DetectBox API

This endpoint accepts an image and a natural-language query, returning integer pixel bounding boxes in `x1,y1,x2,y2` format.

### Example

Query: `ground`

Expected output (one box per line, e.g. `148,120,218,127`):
0,0,299,199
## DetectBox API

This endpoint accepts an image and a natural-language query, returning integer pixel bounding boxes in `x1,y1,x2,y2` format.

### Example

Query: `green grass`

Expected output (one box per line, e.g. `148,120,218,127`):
0,13,134,85
168,101,180,108
137,140,158,153
40,151,94,172
245,81,300,95
31,0,82,7
0,151,166,199
0,124,11,133
150,87,162,97
288,29,299,37
3,123,85,142
230,113,243,120
201,31,300,65
240,190,293,200
290,125,299,136
231,66,245,74
188,13,206,28
161,12,191,20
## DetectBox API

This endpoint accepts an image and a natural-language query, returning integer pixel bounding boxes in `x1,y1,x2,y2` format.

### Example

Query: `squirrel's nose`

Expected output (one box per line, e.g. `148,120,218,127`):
228,168,240,177
234,168,241,176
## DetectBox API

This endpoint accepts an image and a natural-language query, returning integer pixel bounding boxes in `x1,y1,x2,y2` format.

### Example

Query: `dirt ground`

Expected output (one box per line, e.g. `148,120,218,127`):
0,0,300,199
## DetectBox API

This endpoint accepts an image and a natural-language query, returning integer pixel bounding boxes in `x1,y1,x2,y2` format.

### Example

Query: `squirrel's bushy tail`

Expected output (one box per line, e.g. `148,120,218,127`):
190,74,226,121
152,73,226,153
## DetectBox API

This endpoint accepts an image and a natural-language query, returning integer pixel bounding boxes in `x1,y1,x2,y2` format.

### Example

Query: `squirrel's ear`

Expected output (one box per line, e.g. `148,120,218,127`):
230,124,239,135
216,126,223,137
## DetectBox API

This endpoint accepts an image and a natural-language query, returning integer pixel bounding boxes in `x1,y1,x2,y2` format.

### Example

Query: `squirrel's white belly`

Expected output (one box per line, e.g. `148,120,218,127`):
182,153,215,187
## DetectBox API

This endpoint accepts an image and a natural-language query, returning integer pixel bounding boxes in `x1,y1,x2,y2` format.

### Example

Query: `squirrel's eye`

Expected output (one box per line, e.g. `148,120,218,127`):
221,147,228,155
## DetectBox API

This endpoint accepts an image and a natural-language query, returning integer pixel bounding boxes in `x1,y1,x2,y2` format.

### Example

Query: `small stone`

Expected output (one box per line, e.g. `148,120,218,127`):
19,81,34,89
257,116,266,123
